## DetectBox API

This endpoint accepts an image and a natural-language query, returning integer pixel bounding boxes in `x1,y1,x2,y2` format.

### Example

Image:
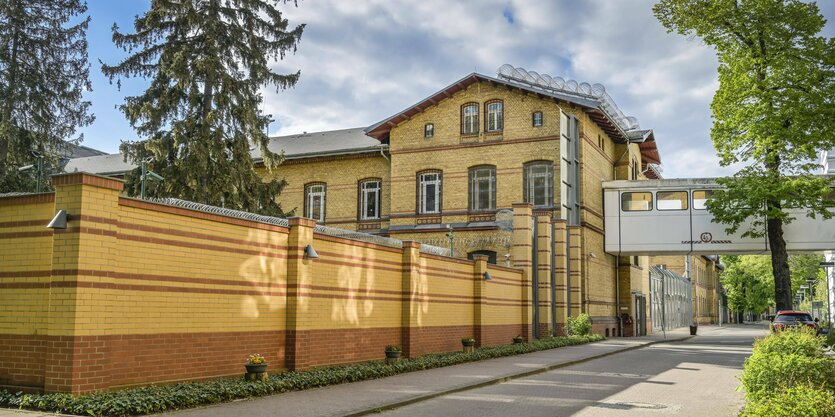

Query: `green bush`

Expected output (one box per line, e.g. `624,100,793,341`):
0,334,603,417
567,313,592,336
753,327,825,357
742,385,835,417
740,352,835,402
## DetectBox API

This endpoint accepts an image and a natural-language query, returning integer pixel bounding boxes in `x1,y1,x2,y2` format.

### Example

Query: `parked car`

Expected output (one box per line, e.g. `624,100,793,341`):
770,310,820,335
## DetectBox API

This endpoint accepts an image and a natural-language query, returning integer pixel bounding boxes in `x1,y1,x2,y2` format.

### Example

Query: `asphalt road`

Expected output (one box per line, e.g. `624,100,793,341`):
375,325,766,417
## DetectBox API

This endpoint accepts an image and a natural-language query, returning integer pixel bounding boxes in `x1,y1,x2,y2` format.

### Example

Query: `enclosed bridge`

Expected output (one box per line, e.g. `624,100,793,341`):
603,178,835,255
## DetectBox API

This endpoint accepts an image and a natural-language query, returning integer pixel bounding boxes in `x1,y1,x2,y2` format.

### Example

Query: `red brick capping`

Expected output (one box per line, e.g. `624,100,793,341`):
288,217,317,228
51,172,124,191
0,192,55,206
402,240,422,249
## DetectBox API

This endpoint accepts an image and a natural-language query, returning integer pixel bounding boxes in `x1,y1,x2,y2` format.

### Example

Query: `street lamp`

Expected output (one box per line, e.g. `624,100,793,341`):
445,224,454,257
821,261,834,333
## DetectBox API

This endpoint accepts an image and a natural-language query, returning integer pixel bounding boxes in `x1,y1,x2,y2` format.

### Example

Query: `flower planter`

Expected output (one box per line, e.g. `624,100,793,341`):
385,350,401,365
462,339,475,353
244,363,269,381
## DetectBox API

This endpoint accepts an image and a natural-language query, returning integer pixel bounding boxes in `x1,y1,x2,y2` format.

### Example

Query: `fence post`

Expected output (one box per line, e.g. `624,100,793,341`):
285,217,316,371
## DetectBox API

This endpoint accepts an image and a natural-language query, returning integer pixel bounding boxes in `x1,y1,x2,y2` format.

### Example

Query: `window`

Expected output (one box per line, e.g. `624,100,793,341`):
359,179,381,220
424,123,434,138
468,250,497,265
461,103,479,135
418,171,442,214
692,190,714,210
532,111,543,127
597,134,605,151
657,191,689,210
630,159,639,180
469,166,496,211
621,192,652,211
485,100,503,132
304,183,326,222
524,161,554,207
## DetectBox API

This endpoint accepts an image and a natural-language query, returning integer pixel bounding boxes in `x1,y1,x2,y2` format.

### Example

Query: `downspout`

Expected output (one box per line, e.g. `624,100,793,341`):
379,144,389,161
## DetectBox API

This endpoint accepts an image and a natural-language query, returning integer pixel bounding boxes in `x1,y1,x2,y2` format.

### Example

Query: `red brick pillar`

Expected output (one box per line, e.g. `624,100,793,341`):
285,217,316,371
400,241,421,358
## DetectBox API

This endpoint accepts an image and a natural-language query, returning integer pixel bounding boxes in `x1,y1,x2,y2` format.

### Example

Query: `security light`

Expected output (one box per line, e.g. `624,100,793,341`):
482,271,492,281
46,210,68,229
304,244,319,259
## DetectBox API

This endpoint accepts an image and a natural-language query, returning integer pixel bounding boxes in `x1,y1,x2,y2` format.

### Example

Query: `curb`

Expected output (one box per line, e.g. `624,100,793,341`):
343,335,695,417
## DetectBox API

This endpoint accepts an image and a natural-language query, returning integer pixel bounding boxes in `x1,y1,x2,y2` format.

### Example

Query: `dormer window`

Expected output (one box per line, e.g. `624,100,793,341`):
485,100,503,132
424,123,434,138
461,103,479,135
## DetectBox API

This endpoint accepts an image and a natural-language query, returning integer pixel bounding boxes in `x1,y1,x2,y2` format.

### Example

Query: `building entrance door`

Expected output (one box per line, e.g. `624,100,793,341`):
634,294,647,336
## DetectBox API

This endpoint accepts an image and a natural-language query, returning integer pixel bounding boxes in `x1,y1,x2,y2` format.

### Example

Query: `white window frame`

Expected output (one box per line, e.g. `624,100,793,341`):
419,172,441,214
360,180,381,220
532,111,543,127
469,166,496,211
462,104,479,135
486,101,503,132
424,123,434,138
305,183,326,222
524,162,553,208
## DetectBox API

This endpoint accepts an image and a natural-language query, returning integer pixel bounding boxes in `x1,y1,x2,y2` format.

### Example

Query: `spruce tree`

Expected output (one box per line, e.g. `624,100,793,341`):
103,0,304,215
0,0,93,192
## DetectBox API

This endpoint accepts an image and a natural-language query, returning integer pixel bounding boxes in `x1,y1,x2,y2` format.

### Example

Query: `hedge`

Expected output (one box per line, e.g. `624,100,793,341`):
739,328,835,416
741,386,835,417
0,334,603,417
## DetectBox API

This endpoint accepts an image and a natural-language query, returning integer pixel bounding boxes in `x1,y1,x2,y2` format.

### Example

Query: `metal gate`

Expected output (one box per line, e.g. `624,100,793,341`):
634,294,647,336
650,266,692,331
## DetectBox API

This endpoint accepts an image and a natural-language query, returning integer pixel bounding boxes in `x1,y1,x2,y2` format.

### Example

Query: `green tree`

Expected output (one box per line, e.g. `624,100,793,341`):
654,1,835,310
102,0,304,215
721,254,823,316
0,0,94,192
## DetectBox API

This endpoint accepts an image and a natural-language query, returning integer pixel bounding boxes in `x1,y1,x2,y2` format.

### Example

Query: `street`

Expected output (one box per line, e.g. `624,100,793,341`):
375,325,765,417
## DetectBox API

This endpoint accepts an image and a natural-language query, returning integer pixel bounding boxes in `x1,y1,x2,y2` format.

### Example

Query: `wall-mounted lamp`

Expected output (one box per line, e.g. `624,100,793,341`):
482,271,492,281
304,244,319,259
46,210,68,229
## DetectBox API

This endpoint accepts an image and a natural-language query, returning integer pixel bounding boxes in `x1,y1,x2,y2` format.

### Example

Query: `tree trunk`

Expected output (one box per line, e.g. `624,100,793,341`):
767,216,792,311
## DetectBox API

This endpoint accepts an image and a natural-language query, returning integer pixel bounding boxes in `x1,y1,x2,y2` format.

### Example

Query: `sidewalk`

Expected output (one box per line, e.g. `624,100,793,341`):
0,327,712,417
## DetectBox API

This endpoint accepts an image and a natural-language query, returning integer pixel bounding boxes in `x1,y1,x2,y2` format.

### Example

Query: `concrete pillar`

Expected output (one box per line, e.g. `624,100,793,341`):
285,217,316,371
45,173,123,393
400,241,421,358
536,215,552,337
511,203,533,339
472,254,488,346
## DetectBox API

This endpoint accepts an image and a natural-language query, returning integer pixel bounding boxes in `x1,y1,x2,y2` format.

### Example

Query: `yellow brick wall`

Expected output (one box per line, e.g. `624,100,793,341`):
0,195,55,336
260,154,391,230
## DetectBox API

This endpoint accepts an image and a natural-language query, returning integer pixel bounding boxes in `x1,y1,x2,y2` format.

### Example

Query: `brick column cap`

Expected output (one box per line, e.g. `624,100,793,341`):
402,241,422,249
51,172,124,191
288,217,317,227
471,254,489,262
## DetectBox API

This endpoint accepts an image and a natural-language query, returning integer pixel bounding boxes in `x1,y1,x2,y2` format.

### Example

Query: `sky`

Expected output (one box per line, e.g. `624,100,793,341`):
79,0,835,179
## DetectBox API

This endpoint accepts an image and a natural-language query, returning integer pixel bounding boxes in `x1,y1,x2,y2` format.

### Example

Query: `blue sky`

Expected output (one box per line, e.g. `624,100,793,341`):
78,0,835,178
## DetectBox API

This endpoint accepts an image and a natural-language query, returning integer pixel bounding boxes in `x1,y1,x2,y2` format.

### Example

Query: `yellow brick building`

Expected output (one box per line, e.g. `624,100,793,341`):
66,69,665,337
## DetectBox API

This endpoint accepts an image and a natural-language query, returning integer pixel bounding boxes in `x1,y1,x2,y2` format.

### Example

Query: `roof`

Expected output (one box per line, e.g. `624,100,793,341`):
64,127,384,175
364,71,661,166
65,144,108,159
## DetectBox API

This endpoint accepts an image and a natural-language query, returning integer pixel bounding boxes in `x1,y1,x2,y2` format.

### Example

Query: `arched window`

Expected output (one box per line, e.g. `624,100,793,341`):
417,170,442,214
485,100,503,132
523,161,554,207
469,165,496,211
461,103,479,135
304,182,326,222
468,250,497,265
358,178,381,220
